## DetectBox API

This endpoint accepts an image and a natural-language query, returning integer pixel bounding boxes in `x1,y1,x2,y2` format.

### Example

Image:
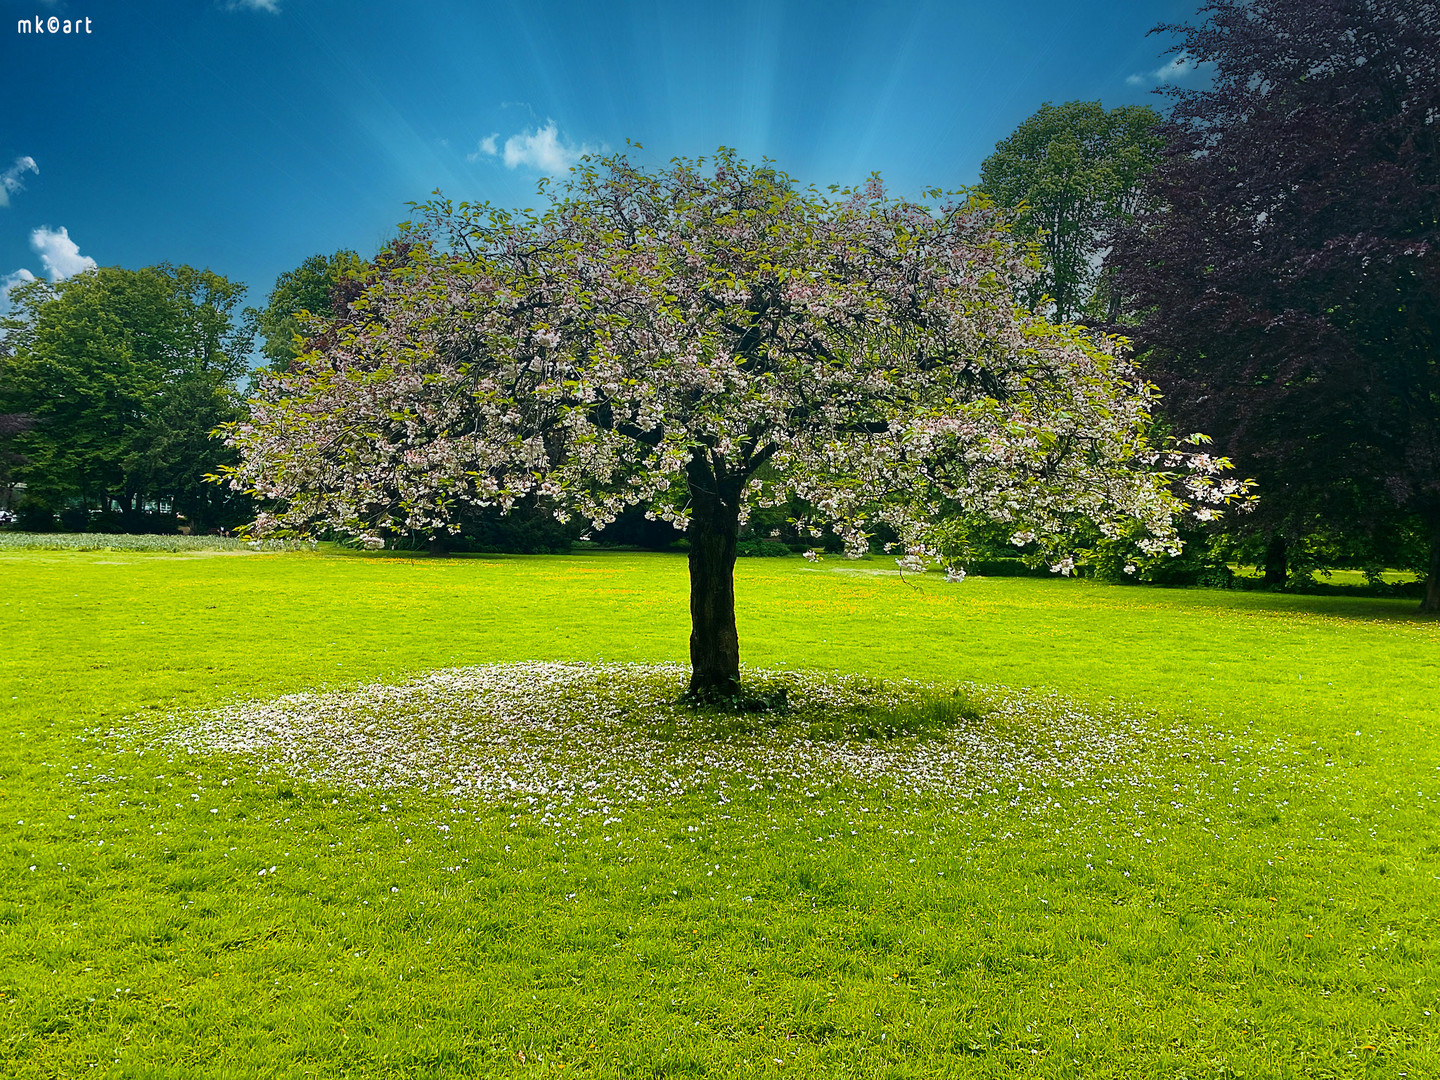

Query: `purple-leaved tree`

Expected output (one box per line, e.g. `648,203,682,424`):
226,151,1249,697
1111,0,1440,604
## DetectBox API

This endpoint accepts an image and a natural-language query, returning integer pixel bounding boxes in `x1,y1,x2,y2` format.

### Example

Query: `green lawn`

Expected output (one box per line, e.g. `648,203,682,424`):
2,548,1437,1077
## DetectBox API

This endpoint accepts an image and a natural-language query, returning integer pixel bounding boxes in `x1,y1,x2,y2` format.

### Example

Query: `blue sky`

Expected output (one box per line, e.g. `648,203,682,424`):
1,0,1202,318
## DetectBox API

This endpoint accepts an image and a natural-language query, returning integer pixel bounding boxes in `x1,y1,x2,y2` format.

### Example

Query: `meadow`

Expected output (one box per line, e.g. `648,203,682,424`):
1,546,1437,1078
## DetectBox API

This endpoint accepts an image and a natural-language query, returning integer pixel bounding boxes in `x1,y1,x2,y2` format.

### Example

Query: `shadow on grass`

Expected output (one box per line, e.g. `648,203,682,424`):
1205,589,1437,623
808,689,984,742
637,676,986,745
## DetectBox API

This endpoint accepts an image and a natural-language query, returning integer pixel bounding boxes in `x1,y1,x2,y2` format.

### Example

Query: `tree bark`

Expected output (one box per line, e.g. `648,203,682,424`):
685,458,742,697
1422,517,1440,614
1263,534,1288,587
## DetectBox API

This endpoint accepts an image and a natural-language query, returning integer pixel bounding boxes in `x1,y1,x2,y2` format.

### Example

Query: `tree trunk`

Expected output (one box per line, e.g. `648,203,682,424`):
1263,534,1288,587
1422,518,1440,614
685,461,742,698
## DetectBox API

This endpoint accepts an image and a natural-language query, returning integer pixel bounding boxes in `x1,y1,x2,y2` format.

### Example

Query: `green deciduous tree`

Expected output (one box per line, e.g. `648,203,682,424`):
979,100,1164,323
0,264,253,530
253,250,365,371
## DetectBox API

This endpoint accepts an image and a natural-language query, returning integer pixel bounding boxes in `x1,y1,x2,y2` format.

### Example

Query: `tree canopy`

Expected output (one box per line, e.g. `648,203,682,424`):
0,264,253,530
253,249,366,372
979,100,1164,323
227,150,1247,694
1110,0,1440,607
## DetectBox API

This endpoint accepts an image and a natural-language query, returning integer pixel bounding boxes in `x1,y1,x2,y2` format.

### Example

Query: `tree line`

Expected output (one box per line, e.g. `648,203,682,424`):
2,0,1436,610
0,254,357,533
976,0,1438,607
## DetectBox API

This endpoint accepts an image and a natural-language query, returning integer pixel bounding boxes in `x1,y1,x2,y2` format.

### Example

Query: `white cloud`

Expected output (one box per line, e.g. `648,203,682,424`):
499,122,597,175
467,133,500,162
1,267,35,299
225,0,281,12
1127,54,1197,86
0,156,39,208
31,226,96,281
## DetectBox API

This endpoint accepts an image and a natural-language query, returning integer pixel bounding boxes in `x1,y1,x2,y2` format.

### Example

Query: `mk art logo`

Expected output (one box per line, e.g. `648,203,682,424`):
17,15,93,34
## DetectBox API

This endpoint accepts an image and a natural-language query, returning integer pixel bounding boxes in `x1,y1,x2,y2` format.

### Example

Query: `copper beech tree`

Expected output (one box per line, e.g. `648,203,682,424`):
1111,0,1440,603
226,151,1249,697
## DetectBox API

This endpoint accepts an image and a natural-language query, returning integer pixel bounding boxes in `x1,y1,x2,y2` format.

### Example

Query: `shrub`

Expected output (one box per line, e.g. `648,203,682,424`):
1089,524,1235,588
12,499,55,533
736,538,790,558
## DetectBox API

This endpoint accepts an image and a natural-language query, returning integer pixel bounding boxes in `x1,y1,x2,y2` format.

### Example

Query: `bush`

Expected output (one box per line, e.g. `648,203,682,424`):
455,503,577,554
736,538,790,558
58,507,90,532
593,506,685,550
387,501,580,555
961,557,1054,578
1089,525,1235,589
12,499,55,533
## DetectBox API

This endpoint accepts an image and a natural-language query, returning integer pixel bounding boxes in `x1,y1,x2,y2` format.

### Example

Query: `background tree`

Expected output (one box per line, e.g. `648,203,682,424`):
1109,0,1440,607
0,265,254,531
253,250,365,372
979,100,1164,323
227,151,1246,696
0,412,35,514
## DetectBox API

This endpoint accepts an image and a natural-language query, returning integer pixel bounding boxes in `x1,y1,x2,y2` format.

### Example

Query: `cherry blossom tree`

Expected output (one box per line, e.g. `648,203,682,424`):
225,150,1249,697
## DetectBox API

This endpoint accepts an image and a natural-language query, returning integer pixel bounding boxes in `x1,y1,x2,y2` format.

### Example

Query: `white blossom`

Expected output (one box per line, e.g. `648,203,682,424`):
223,150,1254,586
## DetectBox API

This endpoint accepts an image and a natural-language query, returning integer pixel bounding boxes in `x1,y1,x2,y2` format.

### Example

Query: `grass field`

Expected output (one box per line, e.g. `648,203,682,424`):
2,547,1438,1077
